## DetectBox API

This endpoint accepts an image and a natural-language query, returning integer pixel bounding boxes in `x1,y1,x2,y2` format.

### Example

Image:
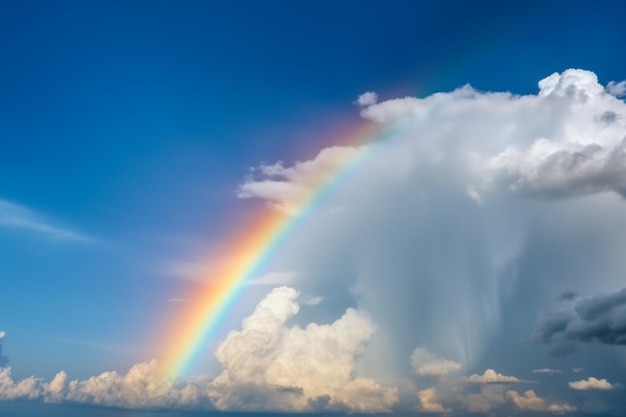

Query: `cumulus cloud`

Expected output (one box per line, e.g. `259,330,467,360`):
535,287,626,352
410,348,461,377
488,137,626,199
507,389,576,413
465,369,526,384
0,198,93,242
0,367,69,403
417,387,449,413
569,377,616,390
208,286,398,413
66,360,204,409
355,91,379,107
0,356,203,408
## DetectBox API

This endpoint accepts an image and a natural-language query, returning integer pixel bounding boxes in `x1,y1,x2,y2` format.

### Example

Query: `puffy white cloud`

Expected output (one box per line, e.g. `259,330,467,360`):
569,377,616,390
465,369,525,384
44,371,67,403
244,69,626,205
0,367,68,403
209,286,398,413
410,348,461,377
0,368,43,401
417,387,449,413
66,360,206,409
507,389,576,413
355,91,378,107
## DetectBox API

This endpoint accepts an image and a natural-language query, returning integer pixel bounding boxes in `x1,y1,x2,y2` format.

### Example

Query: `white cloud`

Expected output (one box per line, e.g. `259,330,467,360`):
0,368,43,401
507,389,576,413
607,80,626,97
410,348,461,377
209,286,398,413
0,367,68,403
44,371,67,403
532,368,562,374
355,91,379,107
237,68,626,378
465,369,525,384
0,360,205,409
238,146,359,214
66,360,202,409
569,377,616,390
417,387,449,413
0,198,93,242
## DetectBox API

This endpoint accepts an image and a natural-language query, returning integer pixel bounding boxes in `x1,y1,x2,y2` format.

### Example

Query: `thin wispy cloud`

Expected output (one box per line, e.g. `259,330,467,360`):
532,368,562,374
0,198,93,243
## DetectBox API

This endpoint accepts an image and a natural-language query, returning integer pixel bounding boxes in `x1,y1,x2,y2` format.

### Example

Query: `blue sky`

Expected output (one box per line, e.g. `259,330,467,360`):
2,1,626,416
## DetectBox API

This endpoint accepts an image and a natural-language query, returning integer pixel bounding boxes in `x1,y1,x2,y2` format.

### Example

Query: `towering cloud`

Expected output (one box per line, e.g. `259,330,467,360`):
209,287,398,413
240,69,626,377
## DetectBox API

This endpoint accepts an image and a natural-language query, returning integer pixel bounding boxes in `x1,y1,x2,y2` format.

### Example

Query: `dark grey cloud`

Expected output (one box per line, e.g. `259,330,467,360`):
535,288,626,352
559,290,578,301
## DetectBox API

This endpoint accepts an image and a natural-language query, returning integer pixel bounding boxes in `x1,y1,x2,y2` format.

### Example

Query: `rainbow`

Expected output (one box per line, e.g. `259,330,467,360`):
163,121,389,377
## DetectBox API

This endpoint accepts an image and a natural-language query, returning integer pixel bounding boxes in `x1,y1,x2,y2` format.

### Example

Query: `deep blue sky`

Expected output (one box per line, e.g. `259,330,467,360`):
1,1,626,415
